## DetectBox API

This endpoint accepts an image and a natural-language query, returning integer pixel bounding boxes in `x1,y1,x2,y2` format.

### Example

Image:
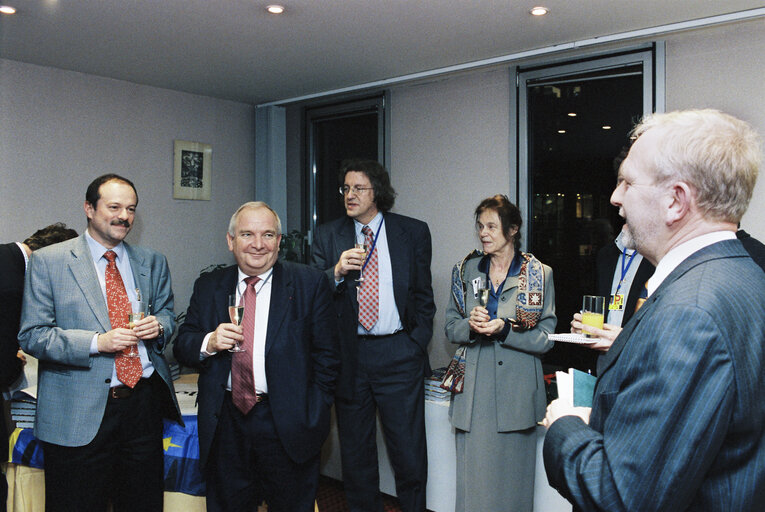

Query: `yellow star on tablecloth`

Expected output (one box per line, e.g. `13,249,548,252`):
163,437,181,451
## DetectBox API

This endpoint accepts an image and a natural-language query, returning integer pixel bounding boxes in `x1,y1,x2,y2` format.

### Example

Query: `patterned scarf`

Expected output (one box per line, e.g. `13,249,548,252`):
451,250,545,330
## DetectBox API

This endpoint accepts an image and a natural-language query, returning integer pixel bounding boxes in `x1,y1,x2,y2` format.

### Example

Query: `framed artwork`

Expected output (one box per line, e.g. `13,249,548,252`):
173,140,212,200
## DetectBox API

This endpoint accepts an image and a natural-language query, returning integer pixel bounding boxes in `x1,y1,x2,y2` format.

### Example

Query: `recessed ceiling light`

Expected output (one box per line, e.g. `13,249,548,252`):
557,129,566,134
530,6,549,16
266,4,284,14
602,125,612,130
567,112,577,117
0,5,17,15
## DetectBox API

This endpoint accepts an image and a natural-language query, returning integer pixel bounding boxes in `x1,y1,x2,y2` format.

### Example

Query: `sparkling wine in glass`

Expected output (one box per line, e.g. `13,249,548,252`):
476,276,490,307
355,242,368,283
125,297,144,358
228,293,246,352
478,288,490,307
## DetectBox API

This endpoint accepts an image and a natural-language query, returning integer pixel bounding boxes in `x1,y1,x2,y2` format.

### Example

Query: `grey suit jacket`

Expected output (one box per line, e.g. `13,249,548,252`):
544,240,765,511
445,254,556,432
18,234,181,446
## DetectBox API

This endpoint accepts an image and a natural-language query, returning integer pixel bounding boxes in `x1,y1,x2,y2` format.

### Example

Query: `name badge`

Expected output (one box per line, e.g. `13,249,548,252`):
609,294,625,311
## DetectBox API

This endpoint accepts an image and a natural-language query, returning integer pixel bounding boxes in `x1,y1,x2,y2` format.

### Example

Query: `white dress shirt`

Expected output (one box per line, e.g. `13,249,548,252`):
354,212,404,336
645,231,736,297
201,267,273,394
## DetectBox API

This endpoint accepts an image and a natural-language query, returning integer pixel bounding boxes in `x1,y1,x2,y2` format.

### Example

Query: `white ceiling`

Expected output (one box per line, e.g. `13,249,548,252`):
1,1,764,105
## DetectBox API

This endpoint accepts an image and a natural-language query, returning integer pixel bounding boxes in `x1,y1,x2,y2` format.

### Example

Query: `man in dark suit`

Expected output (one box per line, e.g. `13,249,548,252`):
569,229,655,363
543,109,765,510
737,228,765,272
311,159,436,512
1,223,77,511
19,174,181,511
174,201,339,512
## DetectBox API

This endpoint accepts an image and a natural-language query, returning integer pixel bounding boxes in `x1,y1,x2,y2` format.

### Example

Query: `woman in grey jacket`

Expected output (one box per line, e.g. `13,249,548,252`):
445,195,556,511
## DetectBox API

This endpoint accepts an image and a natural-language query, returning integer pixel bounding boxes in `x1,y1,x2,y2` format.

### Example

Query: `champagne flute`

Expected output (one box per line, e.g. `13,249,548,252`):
477,276,490,307
355,242,368,283
228,293,246,352
126,297,145,358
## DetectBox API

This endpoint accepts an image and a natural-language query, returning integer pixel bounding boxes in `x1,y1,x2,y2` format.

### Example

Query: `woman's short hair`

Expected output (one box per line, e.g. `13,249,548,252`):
474,194,523,251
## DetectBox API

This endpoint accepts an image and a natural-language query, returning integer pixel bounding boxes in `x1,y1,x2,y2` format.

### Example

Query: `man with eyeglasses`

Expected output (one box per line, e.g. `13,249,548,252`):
312,159,436,512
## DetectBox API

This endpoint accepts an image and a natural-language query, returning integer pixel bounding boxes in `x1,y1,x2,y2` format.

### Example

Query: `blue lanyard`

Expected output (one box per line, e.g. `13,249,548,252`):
614,247,636,297
360,217,384,272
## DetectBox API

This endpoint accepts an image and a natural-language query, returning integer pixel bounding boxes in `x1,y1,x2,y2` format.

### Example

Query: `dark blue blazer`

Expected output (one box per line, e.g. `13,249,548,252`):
311,212,436,398
544,239,765,511
173,261,340,467
0,242,25,389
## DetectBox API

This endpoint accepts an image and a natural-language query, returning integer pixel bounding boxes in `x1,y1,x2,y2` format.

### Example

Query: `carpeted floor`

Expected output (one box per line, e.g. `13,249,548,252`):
316,476,406,512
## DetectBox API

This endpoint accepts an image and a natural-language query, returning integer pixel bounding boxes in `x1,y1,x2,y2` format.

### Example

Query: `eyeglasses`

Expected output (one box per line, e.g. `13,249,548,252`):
339,185,373,196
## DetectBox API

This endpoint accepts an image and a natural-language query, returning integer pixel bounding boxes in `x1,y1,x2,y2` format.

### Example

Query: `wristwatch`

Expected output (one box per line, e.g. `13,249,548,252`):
157,322,165,339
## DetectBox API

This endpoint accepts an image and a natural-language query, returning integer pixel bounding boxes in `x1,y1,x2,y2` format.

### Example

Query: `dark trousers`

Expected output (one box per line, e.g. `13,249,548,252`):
336,331,428,512
206,392,320,512
42,375,165,512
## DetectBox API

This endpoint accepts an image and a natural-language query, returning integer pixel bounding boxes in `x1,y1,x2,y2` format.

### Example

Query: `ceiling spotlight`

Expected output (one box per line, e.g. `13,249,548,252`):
530,6,549,16
602,125,612,130
557,129,566,134
567,112,577,117
0,5,17,14
266,4,284,14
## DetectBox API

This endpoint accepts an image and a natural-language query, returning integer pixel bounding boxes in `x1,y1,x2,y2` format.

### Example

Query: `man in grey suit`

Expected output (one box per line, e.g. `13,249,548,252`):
19,174,181,511
543,110,765,510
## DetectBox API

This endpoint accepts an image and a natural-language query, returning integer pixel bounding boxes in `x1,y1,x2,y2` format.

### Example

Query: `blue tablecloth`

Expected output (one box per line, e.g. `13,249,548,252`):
7,415,204,496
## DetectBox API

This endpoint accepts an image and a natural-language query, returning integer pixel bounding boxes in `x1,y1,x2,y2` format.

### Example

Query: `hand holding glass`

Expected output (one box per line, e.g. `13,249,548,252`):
228,294,246,352
355,242,368,283
126,300,145,358
581,295,605,338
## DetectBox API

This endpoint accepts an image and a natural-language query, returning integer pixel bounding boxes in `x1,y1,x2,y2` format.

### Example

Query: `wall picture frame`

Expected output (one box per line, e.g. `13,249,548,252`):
173,140,212,200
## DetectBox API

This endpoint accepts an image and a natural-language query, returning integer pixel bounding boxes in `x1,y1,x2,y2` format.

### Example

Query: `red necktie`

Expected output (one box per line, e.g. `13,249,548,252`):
104,250,142,388
357,226,379,331
232,276,260,414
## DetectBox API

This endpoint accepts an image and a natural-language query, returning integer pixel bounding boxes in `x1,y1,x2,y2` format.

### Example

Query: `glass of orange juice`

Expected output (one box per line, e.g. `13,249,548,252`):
582,295,605,338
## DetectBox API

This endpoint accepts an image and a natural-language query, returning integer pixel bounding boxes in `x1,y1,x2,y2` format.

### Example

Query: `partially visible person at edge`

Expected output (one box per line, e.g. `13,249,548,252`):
543,109,765,511
569,226,655,360
445,194,556,512
1,223,78,512
736,226,765,272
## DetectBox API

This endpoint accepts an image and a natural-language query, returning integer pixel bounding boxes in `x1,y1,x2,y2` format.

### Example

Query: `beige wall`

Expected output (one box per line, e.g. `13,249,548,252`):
388,18,765,368
0,59,256,320
4,17,764,369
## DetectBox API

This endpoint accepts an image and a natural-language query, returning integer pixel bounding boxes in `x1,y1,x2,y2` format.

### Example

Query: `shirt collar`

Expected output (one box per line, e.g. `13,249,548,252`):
645,230,736,296
478,250,523,277
354,211,383,236
236,266,274,289
85,228,126,263
15,242,30,270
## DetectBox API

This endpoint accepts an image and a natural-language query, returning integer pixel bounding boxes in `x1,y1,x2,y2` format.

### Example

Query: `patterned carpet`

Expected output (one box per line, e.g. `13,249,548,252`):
316,476,406,512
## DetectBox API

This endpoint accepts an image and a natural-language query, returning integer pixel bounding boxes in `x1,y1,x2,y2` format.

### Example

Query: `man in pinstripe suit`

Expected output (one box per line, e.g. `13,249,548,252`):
543,109,765,511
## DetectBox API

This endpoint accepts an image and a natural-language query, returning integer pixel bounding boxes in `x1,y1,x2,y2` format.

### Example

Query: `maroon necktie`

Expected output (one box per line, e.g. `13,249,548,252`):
104,250,142,388
231,276,260,414
357,226,379,330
